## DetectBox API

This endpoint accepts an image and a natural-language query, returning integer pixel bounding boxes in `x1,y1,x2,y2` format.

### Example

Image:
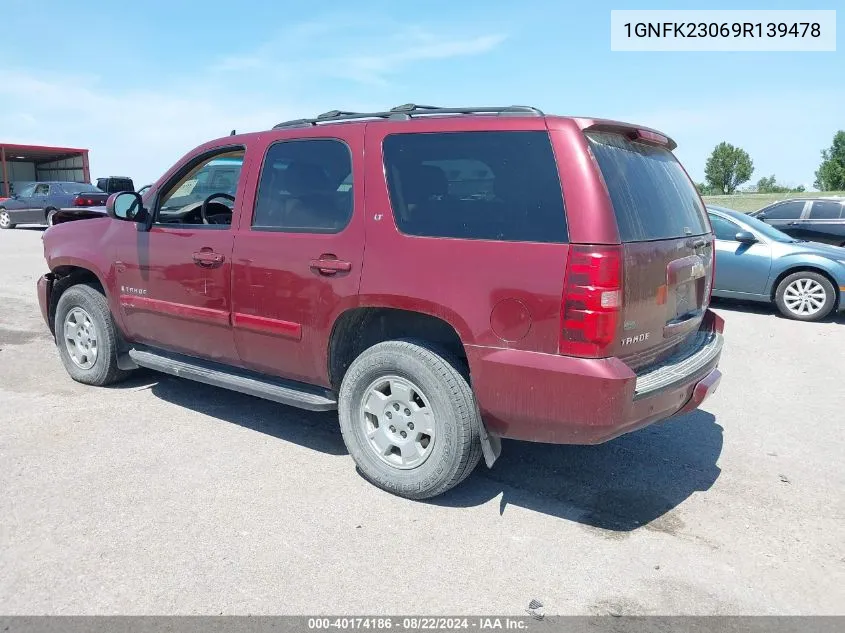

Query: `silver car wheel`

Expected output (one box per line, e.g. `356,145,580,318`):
0,210,10,228
782,278,827,316
63,307,99,370
359,375,436,470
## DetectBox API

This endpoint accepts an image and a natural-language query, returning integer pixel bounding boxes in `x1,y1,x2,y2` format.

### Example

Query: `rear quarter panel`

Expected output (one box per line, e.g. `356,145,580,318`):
359,116,572,353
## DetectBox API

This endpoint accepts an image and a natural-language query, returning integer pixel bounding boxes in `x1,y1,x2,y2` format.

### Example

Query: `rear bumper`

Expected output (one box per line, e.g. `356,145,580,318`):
36,273,55,331
467,310,724,444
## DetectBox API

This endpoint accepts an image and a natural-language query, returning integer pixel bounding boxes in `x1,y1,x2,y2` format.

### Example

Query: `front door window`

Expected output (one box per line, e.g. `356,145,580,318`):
156,151,245,227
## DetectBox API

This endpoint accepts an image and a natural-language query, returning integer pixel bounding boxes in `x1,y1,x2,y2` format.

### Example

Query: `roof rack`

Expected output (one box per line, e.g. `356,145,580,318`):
272,104,544,129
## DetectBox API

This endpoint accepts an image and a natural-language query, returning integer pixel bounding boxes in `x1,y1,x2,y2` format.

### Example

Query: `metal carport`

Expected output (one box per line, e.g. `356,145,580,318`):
0,143,91,197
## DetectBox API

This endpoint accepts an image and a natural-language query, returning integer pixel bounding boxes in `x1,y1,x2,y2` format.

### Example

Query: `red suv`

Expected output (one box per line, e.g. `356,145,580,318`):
37,104,724,499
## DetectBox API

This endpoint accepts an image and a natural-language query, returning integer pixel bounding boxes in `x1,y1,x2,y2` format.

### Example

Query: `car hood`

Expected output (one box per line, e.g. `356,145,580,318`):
784,240,845,260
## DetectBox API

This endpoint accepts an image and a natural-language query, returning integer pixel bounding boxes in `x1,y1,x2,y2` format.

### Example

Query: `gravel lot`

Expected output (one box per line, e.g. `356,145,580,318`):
1,226,843,616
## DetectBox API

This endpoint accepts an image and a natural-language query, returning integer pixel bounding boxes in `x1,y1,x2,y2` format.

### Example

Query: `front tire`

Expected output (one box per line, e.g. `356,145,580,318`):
54,284,131,385
338,339,482,499
0,208,15,229
774,271,836,322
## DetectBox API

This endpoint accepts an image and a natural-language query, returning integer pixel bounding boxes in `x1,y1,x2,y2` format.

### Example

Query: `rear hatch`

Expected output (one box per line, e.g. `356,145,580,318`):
585,130,714,371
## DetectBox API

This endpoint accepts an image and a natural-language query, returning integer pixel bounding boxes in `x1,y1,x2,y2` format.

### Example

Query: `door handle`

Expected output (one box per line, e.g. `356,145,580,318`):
787,221,800,226
192,250,225,267
309,256,352,276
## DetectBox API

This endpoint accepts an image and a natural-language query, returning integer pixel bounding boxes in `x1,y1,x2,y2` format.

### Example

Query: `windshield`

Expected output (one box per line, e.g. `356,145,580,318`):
710,206,795,243
62,183,103,194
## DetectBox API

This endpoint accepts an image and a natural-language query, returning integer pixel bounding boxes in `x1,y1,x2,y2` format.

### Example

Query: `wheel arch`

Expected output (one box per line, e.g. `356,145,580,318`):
327,306,468,391
47,265,108,335
770,265,840,308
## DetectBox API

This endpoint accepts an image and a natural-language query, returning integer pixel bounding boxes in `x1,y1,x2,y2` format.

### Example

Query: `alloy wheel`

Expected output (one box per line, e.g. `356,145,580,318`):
782,278,827,317
359,375,436,470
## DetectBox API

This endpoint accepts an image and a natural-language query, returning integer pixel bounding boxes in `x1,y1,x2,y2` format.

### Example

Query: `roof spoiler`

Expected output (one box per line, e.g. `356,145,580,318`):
581,121,677,151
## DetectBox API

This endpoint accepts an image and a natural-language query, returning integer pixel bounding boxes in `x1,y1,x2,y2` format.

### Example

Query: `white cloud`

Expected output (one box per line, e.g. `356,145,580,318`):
209,20,508,86
326,33,508,85
0,19,508,184
0,69,294,185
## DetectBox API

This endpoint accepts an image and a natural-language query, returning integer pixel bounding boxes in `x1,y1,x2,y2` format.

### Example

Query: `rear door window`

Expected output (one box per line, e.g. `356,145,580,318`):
382,131,567,243
763,201,805,220
586,132,708,242
808,200,843,220
252,139,353,233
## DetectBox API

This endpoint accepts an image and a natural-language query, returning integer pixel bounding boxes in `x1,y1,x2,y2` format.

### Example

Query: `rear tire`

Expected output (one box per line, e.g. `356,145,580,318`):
0,208,15,229
338,339,482,499
54,284,131,385
774,271,836,322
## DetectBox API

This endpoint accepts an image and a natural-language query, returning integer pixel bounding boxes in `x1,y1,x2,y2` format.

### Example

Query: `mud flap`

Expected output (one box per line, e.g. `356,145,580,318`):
117,353,139,371
478,417,502,468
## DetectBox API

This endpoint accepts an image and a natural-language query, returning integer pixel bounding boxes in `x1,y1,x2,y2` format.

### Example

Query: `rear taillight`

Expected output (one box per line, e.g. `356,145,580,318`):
73,197,93,206
559,244,623,358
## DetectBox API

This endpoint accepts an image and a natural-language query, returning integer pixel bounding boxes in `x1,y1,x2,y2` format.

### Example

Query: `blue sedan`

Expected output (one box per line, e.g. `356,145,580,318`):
707,205,845,321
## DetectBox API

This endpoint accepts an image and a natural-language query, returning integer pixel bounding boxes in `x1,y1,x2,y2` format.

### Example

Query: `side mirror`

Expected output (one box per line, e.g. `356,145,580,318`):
107,191,144,221
735,231,757,244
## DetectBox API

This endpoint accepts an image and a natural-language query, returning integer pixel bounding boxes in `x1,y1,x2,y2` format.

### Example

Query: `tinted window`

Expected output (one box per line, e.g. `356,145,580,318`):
708,214,741,241
809,200,843,220
252,139,353,233
763,201,804,220
587,132,708,242
383,131,567,243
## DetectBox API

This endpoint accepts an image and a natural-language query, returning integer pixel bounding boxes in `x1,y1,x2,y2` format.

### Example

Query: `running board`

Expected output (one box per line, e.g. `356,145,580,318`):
128,348,337,411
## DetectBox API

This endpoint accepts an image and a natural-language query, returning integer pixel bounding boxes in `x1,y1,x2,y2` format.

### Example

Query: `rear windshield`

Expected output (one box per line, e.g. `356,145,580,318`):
383,131,567,243
586,132,709,242
61,183,103,194
108,179,134,192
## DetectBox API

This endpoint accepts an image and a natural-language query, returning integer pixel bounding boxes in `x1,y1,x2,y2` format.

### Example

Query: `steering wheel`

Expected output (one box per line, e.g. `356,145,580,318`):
201,193,235,225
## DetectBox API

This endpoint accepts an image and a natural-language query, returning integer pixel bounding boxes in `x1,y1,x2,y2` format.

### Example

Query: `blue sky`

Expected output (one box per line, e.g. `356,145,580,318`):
1,0,841,188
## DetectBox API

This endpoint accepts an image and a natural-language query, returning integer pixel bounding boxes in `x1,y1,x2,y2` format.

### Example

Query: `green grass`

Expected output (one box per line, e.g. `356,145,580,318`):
702,192,845,213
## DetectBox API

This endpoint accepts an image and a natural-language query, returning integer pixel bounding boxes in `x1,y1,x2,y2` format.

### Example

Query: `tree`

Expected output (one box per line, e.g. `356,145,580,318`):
756,175,804,194
757,175,777,193
704,142,754,194
814,131,845,191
